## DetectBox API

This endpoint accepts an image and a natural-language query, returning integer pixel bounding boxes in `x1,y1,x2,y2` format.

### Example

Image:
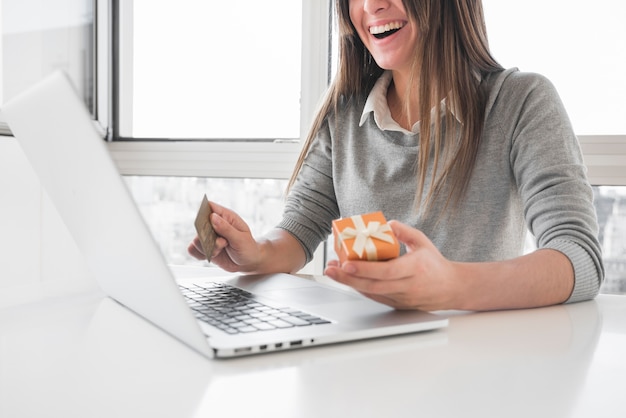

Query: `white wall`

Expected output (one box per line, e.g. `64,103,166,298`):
0,138,95,300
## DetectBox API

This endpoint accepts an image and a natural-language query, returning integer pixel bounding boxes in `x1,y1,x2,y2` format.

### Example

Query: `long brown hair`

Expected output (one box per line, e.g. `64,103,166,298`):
288,0,503,212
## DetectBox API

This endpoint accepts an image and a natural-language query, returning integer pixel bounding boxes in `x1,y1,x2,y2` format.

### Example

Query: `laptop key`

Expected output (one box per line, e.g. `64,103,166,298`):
309,319,332,325
281,316,312,326
238,326,259,333
252,322,277,331
268,319,295,329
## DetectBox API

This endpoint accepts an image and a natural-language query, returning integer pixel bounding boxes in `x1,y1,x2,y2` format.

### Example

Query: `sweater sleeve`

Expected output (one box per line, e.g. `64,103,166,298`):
503,72,604,302
276,119,340,263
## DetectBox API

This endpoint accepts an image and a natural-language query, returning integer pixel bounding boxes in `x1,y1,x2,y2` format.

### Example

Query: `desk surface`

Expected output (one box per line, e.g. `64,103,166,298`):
1,268,624,418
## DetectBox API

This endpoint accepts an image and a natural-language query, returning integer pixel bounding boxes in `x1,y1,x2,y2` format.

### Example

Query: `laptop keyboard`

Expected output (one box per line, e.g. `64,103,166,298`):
179,282,331,334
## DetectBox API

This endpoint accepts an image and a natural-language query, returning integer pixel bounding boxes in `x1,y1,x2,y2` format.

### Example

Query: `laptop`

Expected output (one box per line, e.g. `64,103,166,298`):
3,71,448,358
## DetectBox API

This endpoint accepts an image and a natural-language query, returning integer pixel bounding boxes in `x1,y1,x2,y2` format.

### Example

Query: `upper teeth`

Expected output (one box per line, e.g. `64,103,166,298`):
369,22,404,35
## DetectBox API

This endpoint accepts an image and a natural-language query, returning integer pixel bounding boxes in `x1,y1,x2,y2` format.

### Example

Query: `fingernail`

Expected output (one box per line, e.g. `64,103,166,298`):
343,263,357,274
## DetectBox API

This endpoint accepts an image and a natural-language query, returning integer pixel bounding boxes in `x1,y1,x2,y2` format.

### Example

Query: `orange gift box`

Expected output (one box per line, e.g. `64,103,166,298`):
332,211,400,263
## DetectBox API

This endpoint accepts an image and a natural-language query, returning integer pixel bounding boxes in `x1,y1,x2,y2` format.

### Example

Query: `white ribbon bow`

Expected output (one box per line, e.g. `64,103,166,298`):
339,215,395,260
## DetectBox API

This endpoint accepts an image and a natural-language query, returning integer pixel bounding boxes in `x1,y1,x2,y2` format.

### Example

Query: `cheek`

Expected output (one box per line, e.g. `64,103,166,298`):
354,27,369,45
348,3,370,46
348,3,362,32
348,18,368,44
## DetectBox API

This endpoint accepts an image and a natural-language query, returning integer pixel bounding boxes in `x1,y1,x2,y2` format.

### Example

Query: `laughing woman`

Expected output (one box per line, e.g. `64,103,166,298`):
189,0,604,311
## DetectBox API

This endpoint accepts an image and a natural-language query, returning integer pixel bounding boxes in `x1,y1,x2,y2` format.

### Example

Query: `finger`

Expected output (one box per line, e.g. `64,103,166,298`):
388,220,431,251
326,259,340,268
211,211,255,248
210,237,229,258
326,267,423,310
324,261,410,295
206,199,228,215
208,201,251,234
359,292,405,309
206,237,242,272
187,236,206,260
339,257,411,282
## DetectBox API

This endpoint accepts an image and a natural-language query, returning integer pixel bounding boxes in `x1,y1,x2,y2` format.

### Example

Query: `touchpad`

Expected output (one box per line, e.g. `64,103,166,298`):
259,287,362,306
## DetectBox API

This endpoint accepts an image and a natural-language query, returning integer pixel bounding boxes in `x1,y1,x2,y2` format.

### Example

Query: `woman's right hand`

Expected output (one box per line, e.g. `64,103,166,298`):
187,201,263,273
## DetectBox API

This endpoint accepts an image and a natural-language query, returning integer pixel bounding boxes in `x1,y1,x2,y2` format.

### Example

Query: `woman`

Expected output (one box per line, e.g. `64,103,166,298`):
189,0,603,311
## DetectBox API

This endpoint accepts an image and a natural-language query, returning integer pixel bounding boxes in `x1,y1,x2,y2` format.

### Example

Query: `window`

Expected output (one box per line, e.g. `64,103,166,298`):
483,0,626,136
108,0,331,179
124,176,288,265
595,186,626,294
119,0,302,140
481,0,626,187
122,175,326,275
0,0,94,134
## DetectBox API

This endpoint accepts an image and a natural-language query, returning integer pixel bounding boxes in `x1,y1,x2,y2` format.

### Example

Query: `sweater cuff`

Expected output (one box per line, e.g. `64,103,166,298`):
276,217,323,264
545,239,601,303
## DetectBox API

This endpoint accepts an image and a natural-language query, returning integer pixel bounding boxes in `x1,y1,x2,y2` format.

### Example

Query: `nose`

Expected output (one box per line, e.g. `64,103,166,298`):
363,0,390,14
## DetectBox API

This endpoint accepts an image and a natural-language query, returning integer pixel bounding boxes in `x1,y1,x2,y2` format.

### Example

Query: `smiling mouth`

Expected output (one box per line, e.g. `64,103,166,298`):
369,21,405,39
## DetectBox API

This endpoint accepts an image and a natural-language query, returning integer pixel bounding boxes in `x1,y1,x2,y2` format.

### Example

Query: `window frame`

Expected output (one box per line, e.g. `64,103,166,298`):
579,136,626,187
105,136,626,186
101,0,331,181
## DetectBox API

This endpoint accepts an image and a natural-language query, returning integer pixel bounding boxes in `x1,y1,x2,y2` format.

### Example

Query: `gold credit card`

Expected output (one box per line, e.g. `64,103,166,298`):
194,194,217,260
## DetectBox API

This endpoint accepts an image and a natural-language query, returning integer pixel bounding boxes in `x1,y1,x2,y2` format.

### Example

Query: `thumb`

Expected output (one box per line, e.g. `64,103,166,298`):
388,220,431,252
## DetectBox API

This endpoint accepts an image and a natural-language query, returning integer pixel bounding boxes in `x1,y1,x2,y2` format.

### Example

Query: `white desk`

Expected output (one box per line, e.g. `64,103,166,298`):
1,269,624,418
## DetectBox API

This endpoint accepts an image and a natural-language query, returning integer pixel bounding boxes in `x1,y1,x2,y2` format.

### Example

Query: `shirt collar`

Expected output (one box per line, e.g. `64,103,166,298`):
360,71,417,134
359,71,461,134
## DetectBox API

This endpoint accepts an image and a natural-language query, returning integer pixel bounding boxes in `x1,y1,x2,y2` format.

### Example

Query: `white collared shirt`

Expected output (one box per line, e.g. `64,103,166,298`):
359,71,461,135
359,71,419,135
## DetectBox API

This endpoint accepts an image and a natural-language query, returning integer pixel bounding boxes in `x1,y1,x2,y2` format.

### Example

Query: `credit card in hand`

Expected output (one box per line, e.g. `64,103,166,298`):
194,194,217,260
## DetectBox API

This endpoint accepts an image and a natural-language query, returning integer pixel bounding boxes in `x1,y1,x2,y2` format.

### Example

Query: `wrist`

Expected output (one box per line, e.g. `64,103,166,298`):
248,233,306,275
446,261,474,310
445,260,508,311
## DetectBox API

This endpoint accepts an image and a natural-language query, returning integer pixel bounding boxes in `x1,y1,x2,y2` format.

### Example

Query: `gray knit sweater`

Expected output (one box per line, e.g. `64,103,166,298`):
277,68,604,303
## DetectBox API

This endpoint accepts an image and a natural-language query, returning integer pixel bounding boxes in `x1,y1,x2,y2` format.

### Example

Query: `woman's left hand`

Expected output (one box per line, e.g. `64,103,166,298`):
324,220,460,311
